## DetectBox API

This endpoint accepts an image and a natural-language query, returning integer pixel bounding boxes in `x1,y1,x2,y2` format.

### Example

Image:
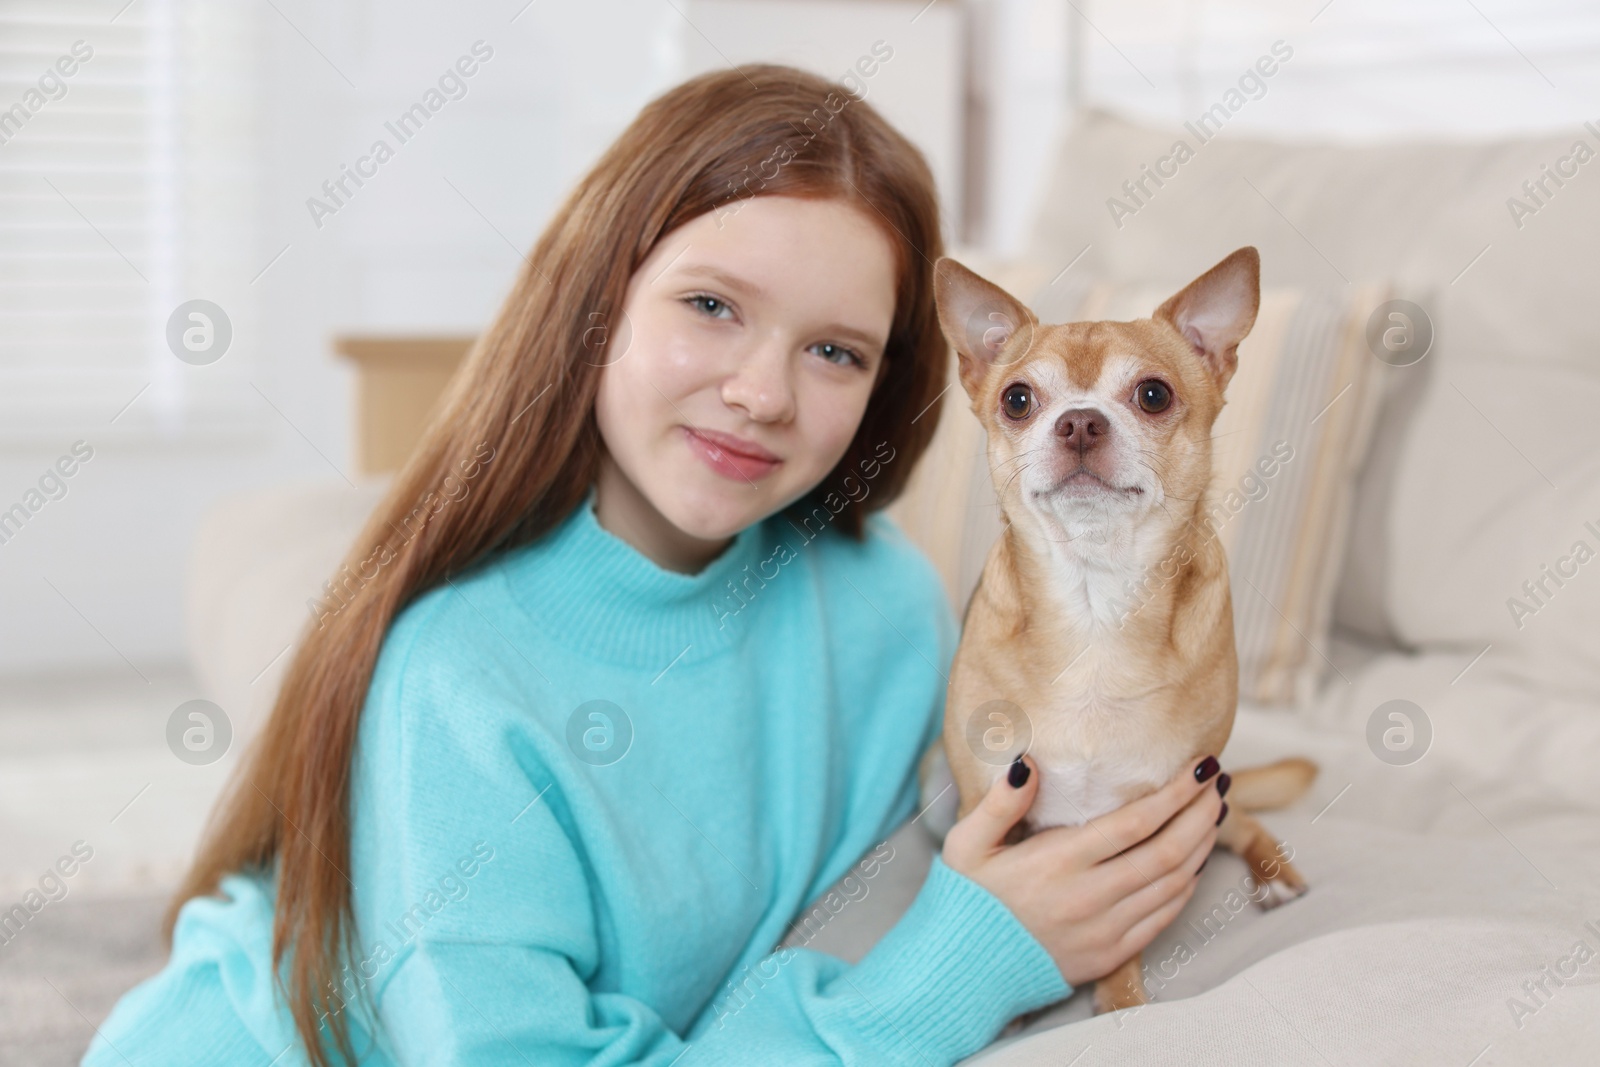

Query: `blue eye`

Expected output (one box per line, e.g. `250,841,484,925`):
812,341,865,368
686,293,733,319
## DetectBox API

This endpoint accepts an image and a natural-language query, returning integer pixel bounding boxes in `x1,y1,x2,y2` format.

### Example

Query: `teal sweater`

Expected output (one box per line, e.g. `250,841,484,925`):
84,485,1069,1066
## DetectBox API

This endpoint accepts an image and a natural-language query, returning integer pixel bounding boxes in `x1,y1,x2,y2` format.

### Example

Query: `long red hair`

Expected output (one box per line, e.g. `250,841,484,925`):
168,62,949,1065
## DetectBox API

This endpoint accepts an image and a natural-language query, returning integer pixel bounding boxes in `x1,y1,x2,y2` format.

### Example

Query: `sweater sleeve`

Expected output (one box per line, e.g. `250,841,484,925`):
375,815,1070,1067
684,854,1072,1064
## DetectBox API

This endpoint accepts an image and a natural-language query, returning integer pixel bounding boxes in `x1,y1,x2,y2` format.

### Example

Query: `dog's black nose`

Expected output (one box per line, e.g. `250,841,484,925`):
1055,407,1109,454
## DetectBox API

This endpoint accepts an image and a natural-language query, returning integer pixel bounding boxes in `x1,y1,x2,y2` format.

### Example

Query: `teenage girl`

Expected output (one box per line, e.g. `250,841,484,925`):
84,63,1223,1067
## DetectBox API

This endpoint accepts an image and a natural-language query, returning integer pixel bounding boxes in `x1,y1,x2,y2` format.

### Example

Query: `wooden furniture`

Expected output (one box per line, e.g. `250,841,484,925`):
334,335,474,475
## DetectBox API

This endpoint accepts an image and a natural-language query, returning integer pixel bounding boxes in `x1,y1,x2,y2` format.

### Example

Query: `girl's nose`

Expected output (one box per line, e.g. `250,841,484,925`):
720,343,795,424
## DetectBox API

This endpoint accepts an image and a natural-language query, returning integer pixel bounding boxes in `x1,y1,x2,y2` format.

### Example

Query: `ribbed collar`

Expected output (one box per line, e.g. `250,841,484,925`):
498,483,778,668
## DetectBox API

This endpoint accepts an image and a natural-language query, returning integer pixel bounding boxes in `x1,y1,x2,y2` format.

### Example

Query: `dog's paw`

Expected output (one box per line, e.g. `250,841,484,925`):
1257,875,1307,910
1092,958,1150,1015
1093,978,1149,1015
1217,809,1309,910
1254,858,1309,910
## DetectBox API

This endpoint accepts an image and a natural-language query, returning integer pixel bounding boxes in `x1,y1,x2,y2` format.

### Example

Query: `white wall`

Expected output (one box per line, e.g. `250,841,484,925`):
0,1,669,675
0,0,994,678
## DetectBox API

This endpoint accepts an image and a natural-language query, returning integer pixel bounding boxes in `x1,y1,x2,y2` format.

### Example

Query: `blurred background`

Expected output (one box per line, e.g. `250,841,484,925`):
5,0,1600,1062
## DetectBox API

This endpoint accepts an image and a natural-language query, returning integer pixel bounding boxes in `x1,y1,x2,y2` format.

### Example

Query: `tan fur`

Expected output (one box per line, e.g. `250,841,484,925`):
1216,809,1308,904
1226,757,1318,812
1093,956,1151,1015
931,248,1316,1018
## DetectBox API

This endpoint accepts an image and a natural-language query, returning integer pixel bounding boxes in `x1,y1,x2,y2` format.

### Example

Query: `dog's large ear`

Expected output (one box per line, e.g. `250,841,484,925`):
934,257,1037,397
1154,247,1260,394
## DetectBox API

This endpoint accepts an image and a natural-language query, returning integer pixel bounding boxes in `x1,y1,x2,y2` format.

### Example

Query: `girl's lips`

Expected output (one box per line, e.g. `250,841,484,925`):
684,426,781,481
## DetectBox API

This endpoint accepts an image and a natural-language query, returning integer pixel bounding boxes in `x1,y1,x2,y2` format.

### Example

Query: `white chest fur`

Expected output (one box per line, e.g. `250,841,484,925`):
960,510,1213,831
973,743,1185,829
1029,751,1175,828
976,637,1196,830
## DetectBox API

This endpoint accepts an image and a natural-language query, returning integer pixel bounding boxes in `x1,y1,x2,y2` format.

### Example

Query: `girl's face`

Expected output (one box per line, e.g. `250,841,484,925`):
593,194,898,571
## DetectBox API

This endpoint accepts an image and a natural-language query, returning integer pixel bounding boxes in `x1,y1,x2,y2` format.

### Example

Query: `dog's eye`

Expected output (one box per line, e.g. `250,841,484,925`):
1001,383,1033,420
1135,380,1172,414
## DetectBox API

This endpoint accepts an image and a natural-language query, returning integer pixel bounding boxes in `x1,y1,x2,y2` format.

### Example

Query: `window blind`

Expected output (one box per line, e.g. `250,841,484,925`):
0,0,258,440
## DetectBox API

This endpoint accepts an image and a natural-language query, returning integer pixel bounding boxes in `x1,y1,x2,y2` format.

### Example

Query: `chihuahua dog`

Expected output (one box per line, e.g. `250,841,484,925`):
926,247,1316,1015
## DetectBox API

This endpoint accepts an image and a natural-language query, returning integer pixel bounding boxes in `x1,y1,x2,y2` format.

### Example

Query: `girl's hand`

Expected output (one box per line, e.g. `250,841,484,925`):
941,753,1222,987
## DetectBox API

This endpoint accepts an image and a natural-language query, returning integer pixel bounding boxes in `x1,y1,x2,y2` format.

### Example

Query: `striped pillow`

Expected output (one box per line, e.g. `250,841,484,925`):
1024,277,1396,709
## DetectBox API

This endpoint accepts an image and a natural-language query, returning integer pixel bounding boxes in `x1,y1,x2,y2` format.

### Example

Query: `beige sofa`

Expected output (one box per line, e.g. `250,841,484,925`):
188,111,1600,1064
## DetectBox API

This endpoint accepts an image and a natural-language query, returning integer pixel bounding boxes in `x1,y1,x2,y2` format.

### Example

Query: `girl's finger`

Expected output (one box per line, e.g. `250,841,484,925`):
1112,874,1200,962
1101,830,1216,929
1112,783,1222,886
1078,755,1220,865
942,755,1038,870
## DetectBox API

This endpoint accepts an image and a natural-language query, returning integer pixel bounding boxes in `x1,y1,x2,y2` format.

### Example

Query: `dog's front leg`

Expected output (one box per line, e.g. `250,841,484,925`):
1216,808,1307,908
1092,952,1148,1014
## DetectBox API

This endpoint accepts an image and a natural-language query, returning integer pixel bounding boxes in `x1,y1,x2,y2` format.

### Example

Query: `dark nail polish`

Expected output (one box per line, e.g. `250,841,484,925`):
1194,755,1220,783
1008,756,1030,788
1216,773,1232,798
1215,801,1229,826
